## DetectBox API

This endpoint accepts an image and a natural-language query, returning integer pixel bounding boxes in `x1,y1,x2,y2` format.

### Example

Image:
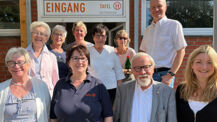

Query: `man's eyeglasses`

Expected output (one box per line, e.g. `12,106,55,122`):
118,37,128,40
71,57,87,62
95,34,107,39
32,31,48,37
133,65,152,72
7,60,27,67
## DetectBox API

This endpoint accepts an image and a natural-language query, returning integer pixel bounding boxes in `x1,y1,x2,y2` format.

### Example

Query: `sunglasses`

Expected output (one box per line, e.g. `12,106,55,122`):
118,37,128,40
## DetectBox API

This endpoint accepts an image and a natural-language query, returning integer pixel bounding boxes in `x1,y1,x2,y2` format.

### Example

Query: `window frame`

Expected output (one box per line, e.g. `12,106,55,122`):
0,29,20,36
0,0,20,37
141,0,213,36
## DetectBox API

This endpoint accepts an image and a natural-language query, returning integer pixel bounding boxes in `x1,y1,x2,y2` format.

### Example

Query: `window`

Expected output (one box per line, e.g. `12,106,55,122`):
0,0,20,36
142,0,213,36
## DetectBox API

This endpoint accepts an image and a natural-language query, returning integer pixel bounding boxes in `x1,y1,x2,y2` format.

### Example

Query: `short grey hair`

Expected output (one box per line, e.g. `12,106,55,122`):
5,47,30,65
30,21,51,37
52,25,67,37
131,52,155,68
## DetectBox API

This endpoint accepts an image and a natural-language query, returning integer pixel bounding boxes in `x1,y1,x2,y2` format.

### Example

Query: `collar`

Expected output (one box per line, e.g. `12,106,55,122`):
26,43,50,54
66,72,91,84
152,16,168,27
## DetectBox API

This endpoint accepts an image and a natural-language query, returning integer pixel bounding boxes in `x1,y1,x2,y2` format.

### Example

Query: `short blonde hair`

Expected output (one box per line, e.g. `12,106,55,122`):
5,47,31,65
30,21,51,37
180,45,217,102
72,21,87,34
114,30,131,47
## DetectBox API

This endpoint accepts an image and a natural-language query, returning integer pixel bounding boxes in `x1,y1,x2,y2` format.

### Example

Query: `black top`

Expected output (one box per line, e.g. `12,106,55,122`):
50,73,113,122
176,84,217,122
47,44,69,79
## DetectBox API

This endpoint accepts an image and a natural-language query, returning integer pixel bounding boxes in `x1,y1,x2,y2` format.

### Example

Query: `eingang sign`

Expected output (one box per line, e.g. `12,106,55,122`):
37,0,128,22
45,1,123,16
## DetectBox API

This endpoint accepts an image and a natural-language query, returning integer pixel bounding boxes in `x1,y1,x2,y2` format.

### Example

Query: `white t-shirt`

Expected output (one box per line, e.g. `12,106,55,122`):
140,16,187,68
86,41,94,47
188,100,208,114
88,45,125,89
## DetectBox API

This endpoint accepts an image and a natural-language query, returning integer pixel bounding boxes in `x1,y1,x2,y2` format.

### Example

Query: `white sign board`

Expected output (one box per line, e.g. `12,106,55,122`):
37,0,128,22
44,1,123,16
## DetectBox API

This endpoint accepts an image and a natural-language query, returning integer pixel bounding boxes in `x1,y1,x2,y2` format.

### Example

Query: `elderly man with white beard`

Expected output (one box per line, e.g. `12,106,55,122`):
113,52,177,122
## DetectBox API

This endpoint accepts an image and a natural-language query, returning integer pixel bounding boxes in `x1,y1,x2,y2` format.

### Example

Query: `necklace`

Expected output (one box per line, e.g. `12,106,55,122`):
11,79,29,86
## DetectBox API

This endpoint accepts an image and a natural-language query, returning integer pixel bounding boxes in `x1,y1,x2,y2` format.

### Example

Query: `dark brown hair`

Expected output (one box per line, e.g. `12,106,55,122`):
66,44,90,66
92,23,109,37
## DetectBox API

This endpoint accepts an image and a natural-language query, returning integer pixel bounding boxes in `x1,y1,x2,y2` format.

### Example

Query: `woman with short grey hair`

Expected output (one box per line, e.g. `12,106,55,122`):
0,47,50,122
26,21,59,96
47,25,69,79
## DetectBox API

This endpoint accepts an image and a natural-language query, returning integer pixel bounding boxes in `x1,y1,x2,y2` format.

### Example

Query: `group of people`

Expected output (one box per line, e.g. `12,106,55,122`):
114,45,217,122
0,0,217,122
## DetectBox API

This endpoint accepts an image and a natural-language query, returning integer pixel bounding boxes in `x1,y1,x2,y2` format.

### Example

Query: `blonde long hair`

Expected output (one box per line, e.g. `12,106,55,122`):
180,45,217,102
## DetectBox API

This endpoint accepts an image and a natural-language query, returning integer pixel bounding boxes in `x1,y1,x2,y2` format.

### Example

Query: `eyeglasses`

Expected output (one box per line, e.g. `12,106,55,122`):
95,34,107,39
32,31,48,37
71,56,87,62
7,60,27,67
118,37,128,40
133,65,152,72
53,33,65,37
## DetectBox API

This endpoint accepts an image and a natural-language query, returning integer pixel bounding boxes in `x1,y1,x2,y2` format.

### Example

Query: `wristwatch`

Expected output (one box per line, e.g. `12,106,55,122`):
168,71,175,76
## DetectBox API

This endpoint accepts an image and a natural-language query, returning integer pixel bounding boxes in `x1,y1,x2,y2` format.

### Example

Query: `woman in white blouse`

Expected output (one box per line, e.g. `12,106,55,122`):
88,24,125,104
176,45,217,122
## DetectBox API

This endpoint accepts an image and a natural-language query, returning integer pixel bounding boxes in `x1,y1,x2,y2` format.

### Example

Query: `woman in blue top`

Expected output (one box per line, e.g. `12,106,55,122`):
47,25,69,79
50,44,113,122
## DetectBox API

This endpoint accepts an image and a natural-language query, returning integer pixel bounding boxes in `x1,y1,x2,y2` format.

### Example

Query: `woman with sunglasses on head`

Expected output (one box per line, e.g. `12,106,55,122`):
176,45,217,122
0,47,50,122
26,21,59,96
114,30,136,81
50,44,113,122
88,24,125,104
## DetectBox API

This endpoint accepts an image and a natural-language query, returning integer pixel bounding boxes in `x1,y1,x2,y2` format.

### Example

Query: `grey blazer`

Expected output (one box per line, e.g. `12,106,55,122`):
113,80,177,122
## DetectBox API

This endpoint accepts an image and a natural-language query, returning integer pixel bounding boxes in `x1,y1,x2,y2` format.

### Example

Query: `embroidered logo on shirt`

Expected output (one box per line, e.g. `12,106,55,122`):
85,93,96,97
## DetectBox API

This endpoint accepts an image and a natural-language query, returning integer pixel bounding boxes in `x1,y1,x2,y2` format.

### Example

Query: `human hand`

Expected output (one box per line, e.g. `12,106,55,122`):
161,74,173,85
123,69,132,74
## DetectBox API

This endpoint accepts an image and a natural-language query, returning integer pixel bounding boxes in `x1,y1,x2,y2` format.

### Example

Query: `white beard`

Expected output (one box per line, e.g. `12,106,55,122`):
137,75,152,87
